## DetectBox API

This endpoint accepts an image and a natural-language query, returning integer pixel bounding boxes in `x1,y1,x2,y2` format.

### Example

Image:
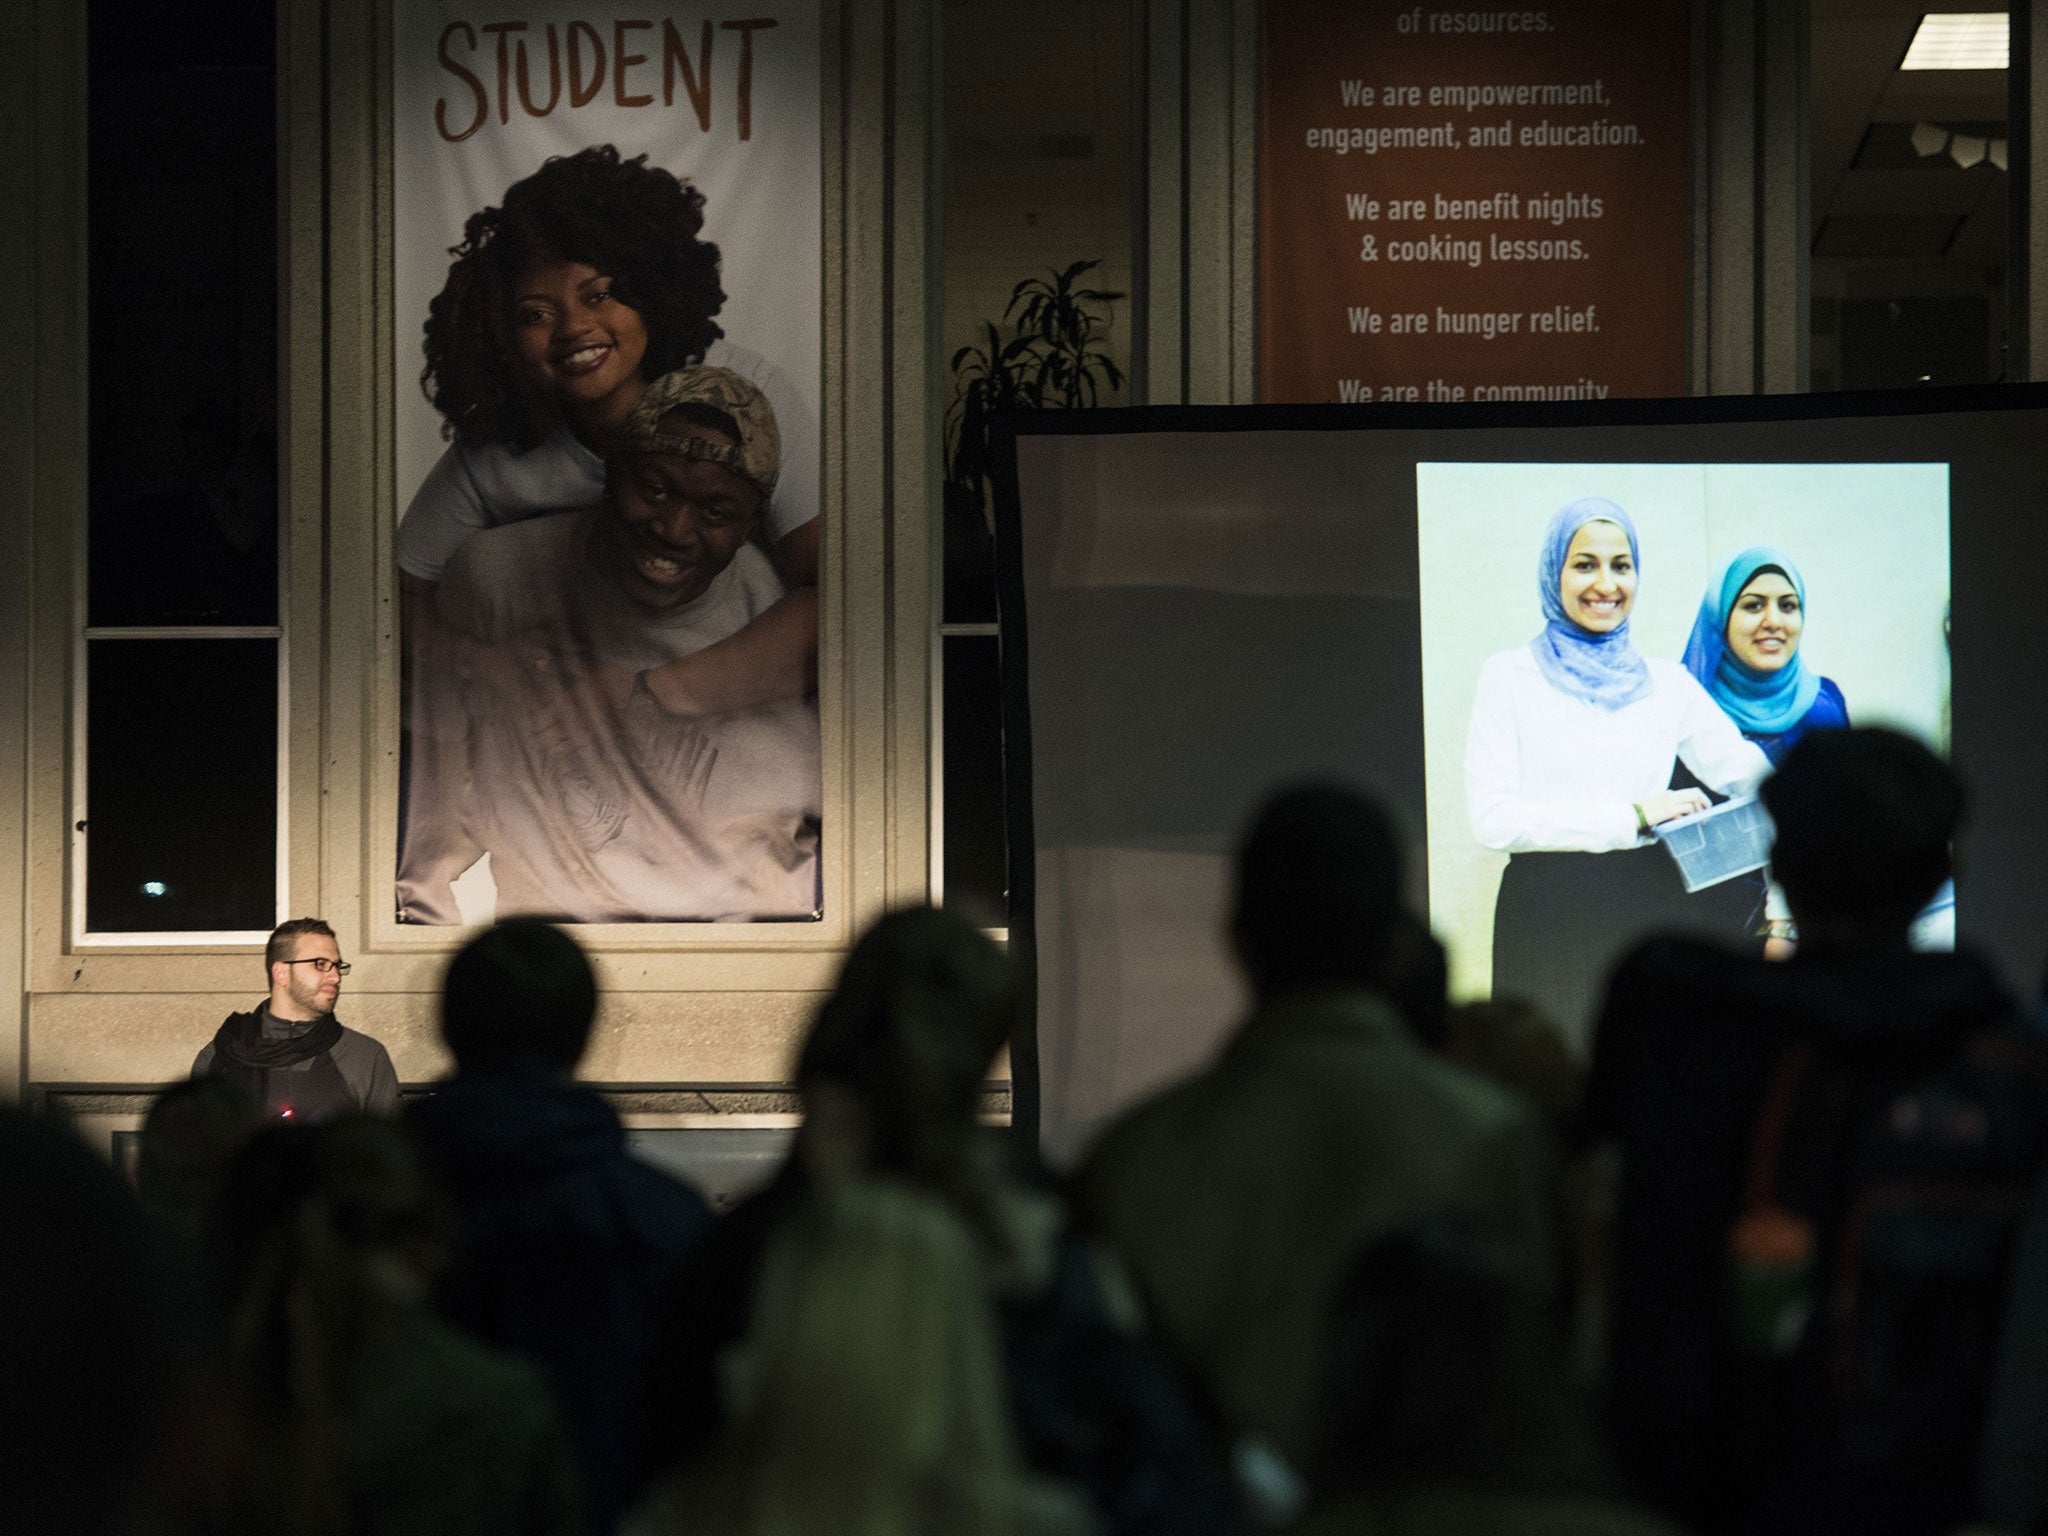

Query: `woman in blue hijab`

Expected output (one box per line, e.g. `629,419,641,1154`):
1677,548,1853,952
1682,547,1848,765
1465,498,1772,1048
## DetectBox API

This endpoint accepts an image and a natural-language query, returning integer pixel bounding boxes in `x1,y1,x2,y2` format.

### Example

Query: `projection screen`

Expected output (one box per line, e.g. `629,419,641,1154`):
995,388,2048,1164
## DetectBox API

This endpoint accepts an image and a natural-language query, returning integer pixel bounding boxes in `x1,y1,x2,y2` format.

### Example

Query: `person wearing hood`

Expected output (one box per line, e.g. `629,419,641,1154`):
1587,727,2048,1536
406,917,713,1536
193,917,399,1123
1464,498,1771,1047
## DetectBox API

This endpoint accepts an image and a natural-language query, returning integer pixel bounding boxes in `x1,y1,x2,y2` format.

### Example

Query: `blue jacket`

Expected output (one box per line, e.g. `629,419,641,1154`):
407,1063,711,1536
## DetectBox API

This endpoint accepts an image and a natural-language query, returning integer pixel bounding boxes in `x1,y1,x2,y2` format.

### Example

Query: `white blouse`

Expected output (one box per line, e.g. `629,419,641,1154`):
1464,647,1772,854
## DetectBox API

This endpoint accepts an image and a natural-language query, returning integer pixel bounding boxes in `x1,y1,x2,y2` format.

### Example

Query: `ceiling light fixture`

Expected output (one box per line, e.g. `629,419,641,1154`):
1910,120,1952,156
1900,13,2009,70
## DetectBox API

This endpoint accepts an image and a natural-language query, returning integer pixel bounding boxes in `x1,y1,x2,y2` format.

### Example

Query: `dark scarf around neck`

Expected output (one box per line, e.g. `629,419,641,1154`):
212,1006,343,1069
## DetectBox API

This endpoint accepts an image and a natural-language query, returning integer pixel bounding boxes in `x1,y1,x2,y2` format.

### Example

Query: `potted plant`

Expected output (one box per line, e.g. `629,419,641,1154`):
943,260,1125,613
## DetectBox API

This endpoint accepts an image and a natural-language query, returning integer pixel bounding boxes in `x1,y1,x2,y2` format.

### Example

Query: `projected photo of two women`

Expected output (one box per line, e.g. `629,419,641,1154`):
1002,403,2048,1158
1419,463,1950,1048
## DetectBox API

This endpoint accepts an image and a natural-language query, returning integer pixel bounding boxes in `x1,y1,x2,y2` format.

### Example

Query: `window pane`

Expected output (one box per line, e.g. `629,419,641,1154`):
1837,295,1995,389
1809,5,2010,390
940,0,1138,623
942,634,1007,920
943,484,1000,625
88,0,279,627
86,639,277,932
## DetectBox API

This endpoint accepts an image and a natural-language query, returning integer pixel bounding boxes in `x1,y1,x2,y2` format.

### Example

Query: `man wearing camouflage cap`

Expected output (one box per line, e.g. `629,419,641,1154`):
604,366,783,611
399,365,821,924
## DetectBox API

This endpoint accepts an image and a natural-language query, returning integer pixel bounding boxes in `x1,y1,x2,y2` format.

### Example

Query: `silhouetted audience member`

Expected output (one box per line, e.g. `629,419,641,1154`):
138,1073,261,1253
0,1105,196,1536
1589,726,2048,1535
1382,910,1451,1051
1079,783,1551,1480
1444,999,1582,1133
1959,924,2048,1531
630,1179,1024,1536
658,906,1241,1534
1445,998,1609,1380
213,1117,582,1536
406,918,712,1536
1982,1161,2048,1532
1290,1222,1676,1536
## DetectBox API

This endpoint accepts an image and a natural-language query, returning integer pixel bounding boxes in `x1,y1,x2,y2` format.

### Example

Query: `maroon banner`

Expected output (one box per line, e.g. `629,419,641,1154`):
1259,1,1691,405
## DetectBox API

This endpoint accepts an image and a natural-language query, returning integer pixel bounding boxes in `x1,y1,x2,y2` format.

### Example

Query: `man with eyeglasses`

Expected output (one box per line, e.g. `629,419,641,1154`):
191,917,399,1122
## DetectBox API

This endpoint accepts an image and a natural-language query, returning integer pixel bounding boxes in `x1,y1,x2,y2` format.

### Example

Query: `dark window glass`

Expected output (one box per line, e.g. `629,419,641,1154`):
1838,295,1995,389
940,0,1138,620
942,634,1007,920
86,639,277,932
938,3,1139,905
944,487,1000,625
1809,6,2011,390
88,0,278,627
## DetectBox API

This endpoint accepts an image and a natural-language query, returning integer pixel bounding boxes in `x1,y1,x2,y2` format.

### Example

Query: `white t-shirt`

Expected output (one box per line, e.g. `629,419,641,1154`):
395,338,817,581
399,506,821,924
1464,647,1772,854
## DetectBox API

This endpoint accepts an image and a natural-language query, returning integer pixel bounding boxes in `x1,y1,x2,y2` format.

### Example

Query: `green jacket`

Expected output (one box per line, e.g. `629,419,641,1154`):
1079,988,1553,1472
347,1307,585,1536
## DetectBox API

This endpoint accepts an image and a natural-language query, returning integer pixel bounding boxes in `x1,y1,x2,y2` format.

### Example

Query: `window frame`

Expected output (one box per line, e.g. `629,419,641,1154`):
18,0,941,1099
33,0,310,963
69,624,292,948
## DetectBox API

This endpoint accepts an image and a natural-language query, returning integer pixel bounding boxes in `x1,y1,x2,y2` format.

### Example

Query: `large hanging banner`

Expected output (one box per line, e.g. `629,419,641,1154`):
390,3,824,926
1259,1,1690,405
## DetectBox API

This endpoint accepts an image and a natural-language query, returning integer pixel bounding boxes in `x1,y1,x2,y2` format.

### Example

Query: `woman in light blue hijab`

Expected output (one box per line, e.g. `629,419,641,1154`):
1465,498,1772,1047
1526,497,1655,711
1682,547,1848,765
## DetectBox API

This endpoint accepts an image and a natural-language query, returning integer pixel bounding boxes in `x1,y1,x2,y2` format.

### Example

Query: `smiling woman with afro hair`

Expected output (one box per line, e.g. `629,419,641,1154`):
422,144,727,451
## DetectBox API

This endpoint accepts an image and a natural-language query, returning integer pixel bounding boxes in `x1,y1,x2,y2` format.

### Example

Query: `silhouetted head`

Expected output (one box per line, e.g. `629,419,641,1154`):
722,1179,1020,1534
1443,997,1582,1131
441,917,598,1072
796,908,1018,1194
138,1074,261,1243
210,1115,451,1536
213,1119,446,1305
0,1107,185,1536
1315,1220,1553,1493
1383,910,1450,1049
1761,726,1960,943
1232,782,1405,1002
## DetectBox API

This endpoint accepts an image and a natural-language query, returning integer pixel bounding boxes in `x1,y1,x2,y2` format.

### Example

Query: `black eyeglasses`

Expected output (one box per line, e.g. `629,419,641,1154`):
283,958,351,976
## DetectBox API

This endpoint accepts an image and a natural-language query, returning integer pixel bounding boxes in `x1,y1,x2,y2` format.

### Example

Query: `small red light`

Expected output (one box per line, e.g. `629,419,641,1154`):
280,1107,294,1119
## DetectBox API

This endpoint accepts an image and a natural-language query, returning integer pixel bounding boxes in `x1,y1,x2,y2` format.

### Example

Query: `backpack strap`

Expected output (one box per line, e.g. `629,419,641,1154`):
1726,1044,1823,1357
1742,1042,1815,1218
